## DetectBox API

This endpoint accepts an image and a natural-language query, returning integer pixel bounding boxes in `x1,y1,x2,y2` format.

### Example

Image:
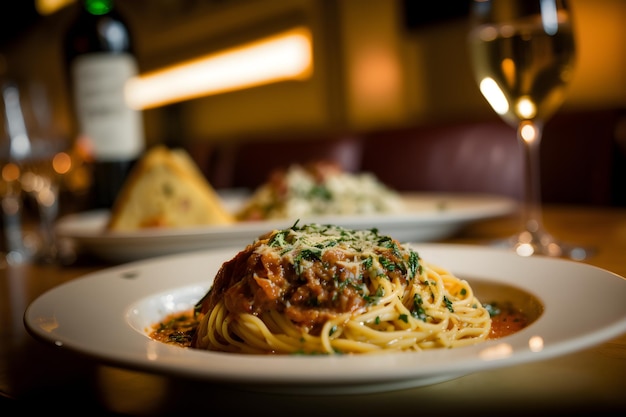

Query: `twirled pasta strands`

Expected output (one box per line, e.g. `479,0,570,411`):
195,251,491,355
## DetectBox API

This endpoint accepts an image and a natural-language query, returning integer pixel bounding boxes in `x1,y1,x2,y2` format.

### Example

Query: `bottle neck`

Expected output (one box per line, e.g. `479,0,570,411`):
84,0,114,15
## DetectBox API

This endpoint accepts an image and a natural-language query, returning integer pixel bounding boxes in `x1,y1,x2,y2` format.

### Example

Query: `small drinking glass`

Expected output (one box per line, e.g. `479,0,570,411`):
1,78,69,265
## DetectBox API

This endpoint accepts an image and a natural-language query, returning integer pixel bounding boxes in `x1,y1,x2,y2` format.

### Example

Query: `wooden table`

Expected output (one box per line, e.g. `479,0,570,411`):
1,205,625,416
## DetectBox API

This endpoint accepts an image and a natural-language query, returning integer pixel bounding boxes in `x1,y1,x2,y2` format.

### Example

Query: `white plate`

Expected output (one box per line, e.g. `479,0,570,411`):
54,192,516,263
24,244,626,395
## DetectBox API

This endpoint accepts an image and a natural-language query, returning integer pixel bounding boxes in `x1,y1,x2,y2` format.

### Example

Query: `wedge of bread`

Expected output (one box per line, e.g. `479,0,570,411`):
106,145,234,231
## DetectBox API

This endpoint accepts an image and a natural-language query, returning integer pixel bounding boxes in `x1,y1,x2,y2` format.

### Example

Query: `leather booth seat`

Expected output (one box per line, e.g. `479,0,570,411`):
360,120,523,201
193,109,624,206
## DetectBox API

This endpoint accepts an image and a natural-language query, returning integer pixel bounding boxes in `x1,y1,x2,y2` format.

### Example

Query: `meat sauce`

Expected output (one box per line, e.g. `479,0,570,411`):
150,224,535,351
149,300,530,349
193,225,420,336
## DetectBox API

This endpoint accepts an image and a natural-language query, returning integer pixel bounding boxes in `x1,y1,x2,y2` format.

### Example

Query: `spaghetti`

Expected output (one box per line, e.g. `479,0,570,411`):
192,223,491,354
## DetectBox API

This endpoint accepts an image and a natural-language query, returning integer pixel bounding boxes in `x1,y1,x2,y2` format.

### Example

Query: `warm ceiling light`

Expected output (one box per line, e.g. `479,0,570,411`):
125,26,313,110
35,0,75,15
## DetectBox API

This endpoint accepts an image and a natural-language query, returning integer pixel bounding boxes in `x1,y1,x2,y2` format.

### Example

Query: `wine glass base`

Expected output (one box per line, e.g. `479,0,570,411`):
491,230,593,261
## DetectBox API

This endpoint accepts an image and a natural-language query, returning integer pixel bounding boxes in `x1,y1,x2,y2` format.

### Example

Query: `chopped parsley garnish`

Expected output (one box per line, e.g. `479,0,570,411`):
411,293,428,321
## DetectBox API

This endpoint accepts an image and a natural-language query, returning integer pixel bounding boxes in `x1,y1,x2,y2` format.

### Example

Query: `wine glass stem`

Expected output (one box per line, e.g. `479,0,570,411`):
518,120,545,235
34,189,59,264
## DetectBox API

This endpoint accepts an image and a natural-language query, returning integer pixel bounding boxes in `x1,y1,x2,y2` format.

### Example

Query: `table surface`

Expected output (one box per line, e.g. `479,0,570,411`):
1,204,625,416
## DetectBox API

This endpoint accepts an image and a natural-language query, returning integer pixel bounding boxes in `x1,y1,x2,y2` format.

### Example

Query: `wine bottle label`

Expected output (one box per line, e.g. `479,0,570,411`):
71,53,145,161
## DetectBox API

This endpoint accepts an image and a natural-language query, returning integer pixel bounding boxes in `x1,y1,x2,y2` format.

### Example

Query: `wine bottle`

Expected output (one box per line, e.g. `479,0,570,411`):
63,0,145,209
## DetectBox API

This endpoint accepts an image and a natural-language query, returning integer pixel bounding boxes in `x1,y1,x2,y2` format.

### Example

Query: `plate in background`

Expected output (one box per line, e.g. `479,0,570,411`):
55,192,516,263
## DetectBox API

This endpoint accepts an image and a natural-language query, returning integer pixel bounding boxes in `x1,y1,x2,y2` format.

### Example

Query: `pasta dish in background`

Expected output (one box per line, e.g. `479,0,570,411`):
235,161,405,221
190,222,492,354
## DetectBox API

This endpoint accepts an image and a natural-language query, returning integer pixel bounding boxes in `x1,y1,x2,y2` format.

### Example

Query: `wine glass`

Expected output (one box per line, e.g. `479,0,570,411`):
1,78,69,265
468,0,588,259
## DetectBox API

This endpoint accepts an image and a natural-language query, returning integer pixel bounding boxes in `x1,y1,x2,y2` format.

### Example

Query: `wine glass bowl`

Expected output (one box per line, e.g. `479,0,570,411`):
469,0,576,127
468,0,588,259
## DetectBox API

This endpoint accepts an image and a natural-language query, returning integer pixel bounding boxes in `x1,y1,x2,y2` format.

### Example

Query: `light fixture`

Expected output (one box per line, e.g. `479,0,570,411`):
125,26,313,110
35,0,75,15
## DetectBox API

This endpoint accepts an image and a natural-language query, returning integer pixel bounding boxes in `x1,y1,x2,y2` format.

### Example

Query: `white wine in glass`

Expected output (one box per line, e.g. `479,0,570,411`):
468,0,587,259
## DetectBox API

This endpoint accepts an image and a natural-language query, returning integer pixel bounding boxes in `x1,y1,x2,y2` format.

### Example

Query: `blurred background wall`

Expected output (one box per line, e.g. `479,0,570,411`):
1,0,624,148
